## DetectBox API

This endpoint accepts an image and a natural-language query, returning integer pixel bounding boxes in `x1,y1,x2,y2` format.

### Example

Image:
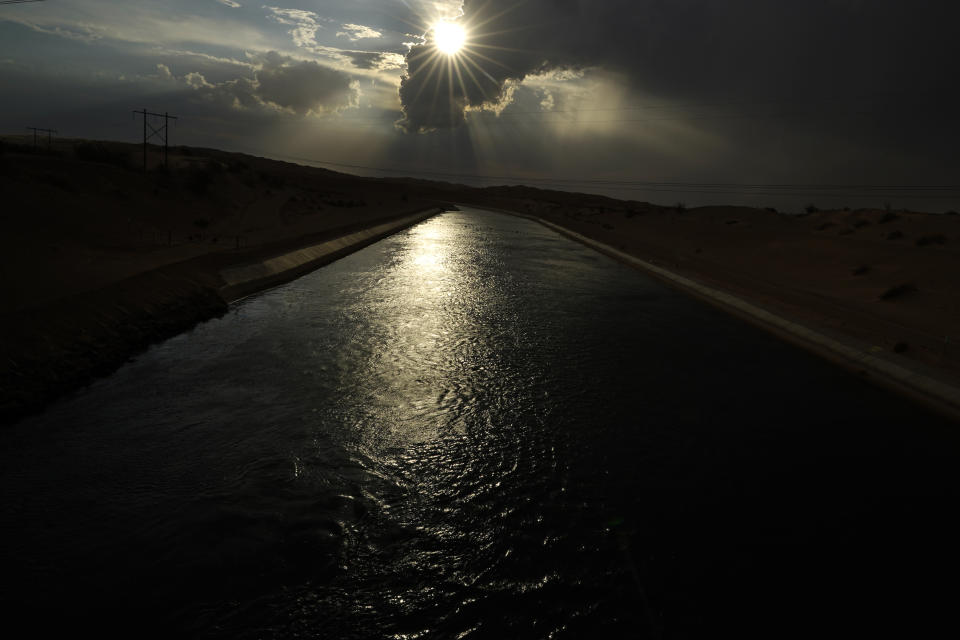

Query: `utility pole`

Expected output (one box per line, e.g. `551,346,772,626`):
26,127,57,151
132,109,178,172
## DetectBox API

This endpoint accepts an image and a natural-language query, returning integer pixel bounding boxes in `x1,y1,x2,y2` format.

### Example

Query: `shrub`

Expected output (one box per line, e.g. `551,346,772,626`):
805,204,819,214
886,230,904,240
675,202,687,213
193,218,210,229
852,265,870,276
852,219,870,228
879,212,899,223
946,210,958,216
816,222,835,231
879,282,917,300
893,342,909,354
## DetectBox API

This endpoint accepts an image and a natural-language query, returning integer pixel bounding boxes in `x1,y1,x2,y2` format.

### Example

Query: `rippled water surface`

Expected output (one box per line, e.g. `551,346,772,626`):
2,208,959,638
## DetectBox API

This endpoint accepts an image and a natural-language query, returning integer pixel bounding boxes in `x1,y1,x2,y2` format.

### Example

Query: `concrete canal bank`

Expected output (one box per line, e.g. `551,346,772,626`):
481,205,960,422
1,208,443,425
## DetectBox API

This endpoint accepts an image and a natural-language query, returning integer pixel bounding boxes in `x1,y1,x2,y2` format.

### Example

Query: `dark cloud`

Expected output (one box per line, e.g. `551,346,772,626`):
173,51,358,115
398,1,960,132
250,52,357,114
343,51,387,70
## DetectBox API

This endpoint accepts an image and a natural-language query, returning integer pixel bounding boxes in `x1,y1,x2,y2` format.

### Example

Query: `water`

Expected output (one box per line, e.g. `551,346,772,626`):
2,208,958,638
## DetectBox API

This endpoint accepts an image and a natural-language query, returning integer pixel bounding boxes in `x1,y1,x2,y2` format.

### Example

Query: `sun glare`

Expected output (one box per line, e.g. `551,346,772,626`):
433,21,465,55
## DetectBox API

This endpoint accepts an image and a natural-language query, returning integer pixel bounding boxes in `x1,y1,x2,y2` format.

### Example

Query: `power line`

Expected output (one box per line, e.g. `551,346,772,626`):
25,126,56,150
133,109,178,171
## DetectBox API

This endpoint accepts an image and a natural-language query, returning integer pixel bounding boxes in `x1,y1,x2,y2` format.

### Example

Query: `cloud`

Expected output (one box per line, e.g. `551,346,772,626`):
336,23,383,42
155,63,174,81
264,6,326,49
398,0,960,134
343,51,405,71
216,0,242,7
180,51,358,115
253,51,358,113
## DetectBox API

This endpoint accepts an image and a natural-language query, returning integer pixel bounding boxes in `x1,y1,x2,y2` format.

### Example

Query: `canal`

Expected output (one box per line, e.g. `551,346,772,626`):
1,207,958,638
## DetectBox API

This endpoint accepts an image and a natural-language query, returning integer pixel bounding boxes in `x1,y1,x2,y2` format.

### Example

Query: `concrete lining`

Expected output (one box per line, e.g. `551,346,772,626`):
219,208,442,302
487,207,960,421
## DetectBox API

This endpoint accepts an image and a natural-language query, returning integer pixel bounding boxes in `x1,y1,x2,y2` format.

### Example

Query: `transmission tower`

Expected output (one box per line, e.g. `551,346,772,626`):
26,127,57,151
133,109,178,172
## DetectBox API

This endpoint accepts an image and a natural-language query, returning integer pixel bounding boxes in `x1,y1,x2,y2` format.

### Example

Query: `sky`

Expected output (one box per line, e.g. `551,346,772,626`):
2,0,959,211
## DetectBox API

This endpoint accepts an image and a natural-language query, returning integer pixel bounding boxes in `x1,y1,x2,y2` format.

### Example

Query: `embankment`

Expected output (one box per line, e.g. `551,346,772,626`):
0,208,442,426
484,205,960,421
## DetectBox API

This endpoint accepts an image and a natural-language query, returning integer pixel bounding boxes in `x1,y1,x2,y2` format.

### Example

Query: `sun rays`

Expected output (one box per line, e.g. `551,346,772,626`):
395,3,536,132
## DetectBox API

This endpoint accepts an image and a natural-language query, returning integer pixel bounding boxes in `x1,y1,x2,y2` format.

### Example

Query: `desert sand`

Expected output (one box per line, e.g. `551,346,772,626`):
2,137,959,422
463,187,960,386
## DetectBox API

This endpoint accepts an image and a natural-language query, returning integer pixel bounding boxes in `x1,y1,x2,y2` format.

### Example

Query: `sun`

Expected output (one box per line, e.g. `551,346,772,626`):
432,20,466,55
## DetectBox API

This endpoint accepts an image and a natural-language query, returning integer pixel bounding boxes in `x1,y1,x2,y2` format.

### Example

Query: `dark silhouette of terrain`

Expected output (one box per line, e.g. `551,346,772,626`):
2,136,958,423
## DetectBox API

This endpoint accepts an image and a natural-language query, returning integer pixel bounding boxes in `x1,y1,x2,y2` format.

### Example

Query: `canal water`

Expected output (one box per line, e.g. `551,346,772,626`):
1,208,958,638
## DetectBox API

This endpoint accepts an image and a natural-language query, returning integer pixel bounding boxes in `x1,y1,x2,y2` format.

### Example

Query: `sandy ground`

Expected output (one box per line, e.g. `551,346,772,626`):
462,187,960,386
0,137,440,422
2,136,959,422
1,136,432,313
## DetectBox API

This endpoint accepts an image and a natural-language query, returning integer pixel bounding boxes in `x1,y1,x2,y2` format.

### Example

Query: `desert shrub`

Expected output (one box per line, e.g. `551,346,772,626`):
228,160,249,173
946,210,958,216
805,204,819,214
602,223,614,230
839,227,854,235
725,219,740,225
886,230,904,240
893,342,909,353
675,202,686,213
765,207,778,213
915,233,947,246
193,218,210,229
74,142,131,169
879,282,917,300
852,219,870,228
879,212,899,223
816,222,835,231
852,265,870,275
